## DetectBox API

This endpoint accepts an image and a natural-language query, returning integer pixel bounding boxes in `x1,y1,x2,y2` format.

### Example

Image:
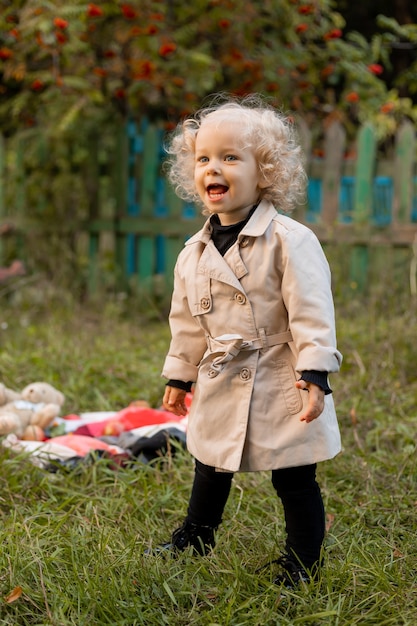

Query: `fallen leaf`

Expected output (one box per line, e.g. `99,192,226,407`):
4,586,23,603
326,513,335,532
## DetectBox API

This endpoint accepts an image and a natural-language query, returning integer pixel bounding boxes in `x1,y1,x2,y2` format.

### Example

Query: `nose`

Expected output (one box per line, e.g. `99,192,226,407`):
205,159,221,175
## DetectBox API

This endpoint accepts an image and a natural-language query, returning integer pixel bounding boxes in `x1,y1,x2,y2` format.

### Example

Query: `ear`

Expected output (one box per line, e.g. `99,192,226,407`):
257,173,269,189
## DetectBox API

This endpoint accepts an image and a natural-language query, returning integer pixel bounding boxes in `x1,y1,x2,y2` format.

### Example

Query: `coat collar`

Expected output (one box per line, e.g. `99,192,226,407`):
185,199,278,247
238,199,279,238
185,200,278,289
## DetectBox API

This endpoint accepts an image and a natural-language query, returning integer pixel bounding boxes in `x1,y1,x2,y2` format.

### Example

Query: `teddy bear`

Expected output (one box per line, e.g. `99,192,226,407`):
0,382,65,440
0,382,21,406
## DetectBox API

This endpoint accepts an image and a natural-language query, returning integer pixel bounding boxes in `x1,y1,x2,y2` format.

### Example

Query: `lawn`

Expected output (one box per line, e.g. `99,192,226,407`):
0,284,416,625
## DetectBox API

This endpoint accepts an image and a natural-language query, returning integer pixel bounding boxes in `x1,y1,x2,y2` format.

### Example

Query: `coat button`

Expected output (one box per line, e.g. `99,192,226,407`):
239,368,251,381
234,293,246,305
208,368,218,378
200,297,211,310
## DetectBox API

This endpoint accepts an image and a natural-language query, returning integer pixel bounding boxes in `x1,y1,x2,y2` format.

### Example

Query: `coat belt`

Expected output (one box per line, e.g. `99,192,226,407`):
206,329,293,353
203,329,293,374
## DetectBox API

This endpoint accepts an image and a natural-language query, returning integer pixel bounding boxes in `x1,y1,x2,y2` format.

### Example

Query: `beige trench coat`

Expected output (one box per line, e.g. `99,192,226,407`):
162,200,342,472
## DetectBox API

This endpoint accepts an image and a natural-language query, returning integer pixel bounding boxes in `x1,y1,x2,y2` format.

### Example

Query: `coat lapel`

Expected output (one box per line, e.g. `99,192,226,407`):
198,241,245,290
185,200,278,290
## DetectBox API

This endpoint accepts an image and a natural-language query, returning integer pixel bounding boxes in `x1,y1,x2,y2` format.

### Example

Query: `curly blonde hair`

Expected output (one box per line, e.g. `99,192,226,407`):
164,93,307,213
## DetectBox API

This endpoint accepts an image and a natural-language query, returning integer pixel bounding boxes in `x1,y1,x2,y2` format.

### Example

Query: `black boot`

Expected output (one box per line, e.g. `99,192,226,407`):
146,519,217,556
272,554,311,588
256,553,319,589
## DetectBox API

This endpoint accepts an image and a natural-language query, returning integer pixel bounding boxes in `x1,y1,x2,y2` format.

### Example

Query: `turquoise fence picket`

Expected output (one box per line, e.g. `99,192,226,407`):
306,178,322,222
339,176,355,223
413,177,417,222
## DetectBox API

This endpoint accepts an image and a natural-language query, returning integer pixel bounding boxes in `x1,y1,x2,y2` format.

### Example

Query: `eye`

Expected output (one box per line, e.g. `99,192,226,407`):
196,155,209,163
224,154,238,162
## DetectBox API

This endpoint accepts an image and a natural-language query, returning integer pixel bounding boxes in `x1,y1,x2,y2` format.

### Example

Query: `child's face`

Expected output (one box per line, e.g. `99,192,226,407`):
194,120,264,225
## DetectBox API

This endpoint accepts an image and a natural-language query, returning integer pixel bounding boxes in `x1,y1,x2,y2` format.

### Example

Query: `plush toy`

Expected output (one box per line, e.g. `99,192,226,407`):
0,382,65,440
21,382,65,407
0,383,21,406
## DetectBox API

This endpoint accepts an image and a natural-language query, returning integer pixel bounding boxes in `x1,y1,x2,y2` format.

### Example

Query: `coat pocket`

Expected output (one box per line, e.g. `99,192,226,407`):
274,360,303,415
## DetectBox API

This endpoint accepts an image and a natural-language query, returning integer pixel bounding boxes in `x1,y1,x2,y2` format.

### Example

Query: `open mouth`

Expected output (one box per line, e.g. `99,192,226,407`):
206,184,229,200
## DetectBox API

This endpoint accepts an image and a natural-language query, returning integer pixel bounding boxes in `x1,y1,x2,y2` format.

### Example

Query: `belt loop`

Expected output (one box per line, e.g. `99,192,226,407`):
258,328,268,350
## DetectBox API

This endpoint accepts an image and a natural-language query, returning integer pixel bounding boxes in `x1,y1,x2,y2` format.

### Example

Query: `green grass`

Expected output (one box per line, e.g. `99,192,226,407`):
0,288,416,625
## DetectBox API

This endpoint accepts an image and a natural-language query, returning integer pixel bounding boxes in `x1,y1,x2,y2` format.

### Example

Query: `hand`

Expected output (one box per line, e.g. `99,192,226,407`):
162,386,188,416
295,380,325,423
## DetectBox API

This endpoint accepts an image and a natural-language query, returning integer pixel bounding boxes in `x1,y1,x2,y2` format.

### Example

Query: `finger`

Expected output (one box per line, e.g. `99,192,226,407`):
164,395,187,416
164,388,181,406
295,380,308,391
163,402,184,416
163,391,179,413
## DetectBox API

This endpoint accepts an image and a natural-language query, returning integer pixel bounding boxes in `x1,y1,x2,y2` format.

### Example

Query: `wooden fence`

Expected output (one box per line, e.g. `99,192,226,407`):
0,117,416,296
297,118,417,294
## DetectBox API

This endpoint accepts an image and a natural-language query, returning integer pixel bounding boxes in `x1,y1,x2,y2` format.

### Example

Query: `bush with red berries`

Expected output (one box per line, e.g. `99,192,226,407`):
0,0,413,136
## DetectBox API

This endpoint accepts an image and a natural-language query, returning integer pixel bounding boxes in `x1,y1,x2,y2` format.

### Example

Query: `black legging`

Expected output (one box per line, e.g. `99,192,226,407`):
187,459,325,569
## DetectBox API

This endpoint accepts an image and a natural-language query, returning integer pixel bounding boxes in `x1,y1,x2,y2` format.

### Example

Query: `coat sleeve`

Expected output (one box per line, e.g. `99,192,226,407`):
280,226,342,374
161,260,208,382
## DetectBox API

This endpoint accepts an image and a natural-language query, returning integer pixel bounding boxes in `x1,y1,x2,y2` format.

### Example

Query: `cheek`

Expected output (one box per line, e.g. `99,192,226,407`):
194,169,204,188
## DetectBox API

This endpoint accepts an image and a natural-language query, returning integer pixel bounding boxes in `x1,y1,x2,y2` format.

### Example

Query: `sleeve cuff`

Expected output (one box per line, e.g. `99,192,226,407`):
166,379,193,392
300,370,332,394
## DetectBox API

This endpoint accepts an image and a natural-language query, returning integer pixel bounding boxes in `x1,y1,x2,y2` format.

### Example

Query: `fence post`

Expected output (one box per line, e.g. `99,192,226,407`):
350,122,377,291
353,122,376,223
137,122,159,285
393,120,415,223
113,122,128,287
164,185,189,282
322,121,346,225
296,116,311,222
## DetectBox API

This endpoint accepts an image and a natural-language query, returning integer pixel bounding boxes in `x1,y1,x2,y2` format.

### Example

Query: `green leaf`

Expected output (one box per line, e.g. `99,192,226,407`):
162,581,178,606
57,97,88,133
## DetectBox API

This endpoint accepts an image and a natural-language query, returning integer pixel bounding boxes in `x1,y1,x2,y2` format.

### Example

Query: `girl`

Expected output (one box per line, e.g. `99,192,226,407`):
153,94,342,588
